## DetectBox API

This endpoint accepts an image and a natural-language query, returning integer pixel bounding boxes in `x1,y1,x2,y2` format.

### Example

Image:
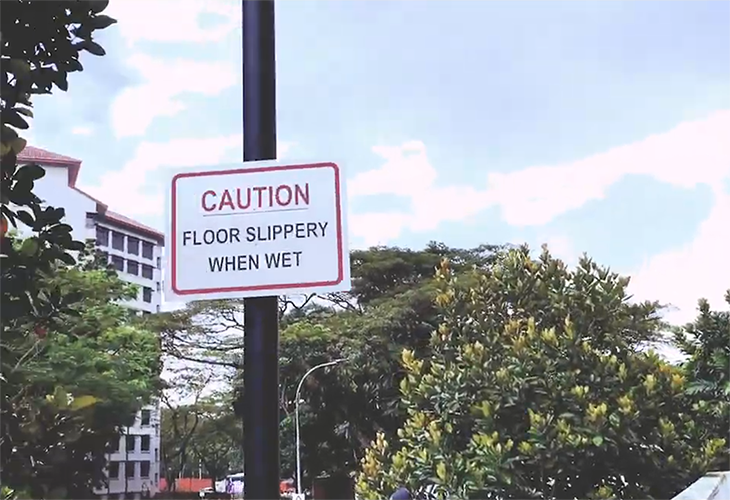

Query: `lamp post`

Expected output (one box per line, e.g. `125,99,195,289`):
295,359,345,496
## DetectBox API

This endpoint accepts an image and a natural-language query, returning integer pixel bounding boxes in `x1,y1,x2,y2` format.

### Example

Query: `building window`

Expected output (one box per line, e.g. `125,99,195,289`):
110,437,120,453
156,281,161,292
108,462,120,479
142,242,154,259
111,255,124,272
143,287,152,303
141,264,154,280
141,410,151,426
141,435,150,452
140,461,150,478
128,260,139,275
156,257,161,269
96,226,109,246
155,448,159,461
126,435,136,453
126,461,136,479
128,237,140,255
85,215,95,229
112,231,125,251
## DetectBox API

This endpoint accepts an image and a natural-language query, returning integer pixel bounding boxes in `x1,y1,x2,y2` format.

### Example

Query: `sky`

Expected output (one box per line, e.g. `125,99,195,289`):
26,0,730,326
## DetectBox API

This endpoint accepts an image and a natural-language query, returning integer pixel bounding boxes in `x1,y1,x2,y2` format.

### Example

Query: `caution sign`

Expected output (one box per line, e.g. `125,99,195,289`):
166,161,350,300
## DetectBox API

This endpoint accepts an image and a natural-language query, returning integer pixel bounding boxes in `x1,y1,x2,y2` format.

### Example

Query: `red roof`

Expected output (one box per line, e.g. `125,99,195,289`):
17,145,164,243
18,145,82,187
18,145,81,164
103,210,165,243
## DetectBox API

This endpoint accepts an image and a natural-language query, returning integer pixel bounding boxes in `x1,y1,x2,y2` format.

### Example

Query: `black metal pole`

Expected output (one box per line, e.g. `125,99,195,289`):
242,1,280,499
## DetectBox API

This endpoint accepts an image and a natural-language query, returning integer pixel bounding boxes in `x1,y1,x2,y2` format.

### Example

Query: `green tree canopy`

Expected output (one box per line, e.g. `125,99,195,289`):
1,244,161,498
356,248,727,500
191,398,243,489
271,243,509,482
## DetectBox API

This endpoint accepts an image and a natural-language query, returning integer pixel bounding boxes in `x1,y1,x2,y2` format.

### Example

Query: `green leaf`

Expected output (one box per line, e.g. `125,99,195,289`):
3,110,29,130
20,238,38,255
15,210,34,227
1,124,20,142
91,14,117,29
53,71,69,92
11,137,27,154
82,40,106,56
53,387,69,409
14,164,45,182
592,435,604,446
58,251,77,266
70,395,99,411
15,107,34,118
66,59,84,72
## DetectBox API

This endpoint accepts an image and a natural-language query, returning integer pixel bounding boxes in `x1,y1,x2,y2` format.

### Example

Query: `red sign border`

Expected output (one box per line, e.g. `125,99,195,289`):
170,162,345,296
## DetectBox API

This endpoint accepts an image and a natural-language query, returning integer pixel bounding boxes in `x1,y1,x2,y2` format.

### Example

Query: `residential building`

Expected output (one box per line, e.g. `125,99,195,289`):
99,408,162,500
16,146,164,499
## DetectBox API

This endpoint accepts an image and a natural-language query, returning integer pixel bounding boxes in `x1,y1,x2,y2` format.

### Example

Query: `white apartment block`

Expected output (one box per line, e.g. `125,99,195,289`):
17,146,164,499
96,407,162,500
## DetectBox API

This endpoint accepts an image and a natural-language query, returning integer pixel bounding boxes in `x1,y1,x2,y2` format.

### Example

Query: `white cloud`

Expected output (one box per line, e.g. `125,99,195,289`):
485,110,730,226
628,184,730,325
349,212,412,247
348,140,492,243
110,54,237,138
106,0,240,47
350,110,730,323
71,125,94,136
350,110,730,242
78,136,294,219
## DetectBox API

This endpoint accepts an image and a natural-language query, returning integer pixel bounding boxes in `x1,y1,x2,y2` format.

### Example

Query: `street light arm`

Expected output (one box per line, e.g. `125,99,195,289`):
295,358,345,495
295,360,343,404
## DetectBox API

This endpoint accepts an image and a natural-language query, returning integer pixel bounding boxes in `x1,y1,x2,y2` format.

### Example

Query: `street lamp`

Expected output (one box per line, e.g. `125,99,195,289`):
295,358,346,496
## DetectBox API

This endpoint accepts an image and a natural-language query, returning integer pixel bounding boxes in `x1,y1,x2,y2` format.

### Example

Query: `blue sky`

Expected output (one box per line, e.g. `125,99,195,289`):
27,0,730,324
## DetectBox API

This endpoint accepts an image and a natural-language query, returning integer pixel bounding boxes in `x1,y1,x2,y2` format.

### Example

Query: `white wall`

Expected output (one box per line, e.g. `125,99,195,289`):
95,405,162,497
95,221,163,314
18,163,97,242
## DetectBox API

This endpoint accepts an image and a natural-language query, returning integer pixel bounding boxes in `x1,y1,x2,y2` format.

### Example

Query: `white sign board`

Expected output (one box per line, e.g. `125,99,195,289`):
166,161,350,301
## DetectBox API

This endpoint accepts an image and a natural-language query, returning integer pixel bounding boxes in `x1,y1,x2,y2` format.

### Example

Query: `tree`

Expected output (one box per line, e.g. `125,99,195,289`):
356,248,727,500
191,398,243,490
674,291,730,449
160,404,199,491
154,243,507,487
1,243,161,498
675,291,730,399
1,4,123,498
158,371,226,492
273,243,509,483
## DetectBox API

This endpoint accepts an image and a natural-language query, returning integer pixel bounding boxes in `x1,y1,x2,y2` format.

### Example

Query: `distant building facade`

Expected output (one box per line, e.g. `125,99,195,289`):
16,146,164,499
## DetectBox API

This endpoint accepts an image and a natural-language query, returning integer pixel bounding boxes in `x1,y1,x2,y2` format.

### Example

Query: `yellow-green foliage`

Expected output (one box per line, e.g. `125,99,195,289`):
356,248,727,500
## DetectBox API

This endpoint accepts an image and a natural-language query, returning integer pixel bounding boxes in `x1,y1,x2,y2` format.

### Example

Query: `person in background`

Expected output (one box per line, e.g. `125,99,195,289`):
390,486,412,499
